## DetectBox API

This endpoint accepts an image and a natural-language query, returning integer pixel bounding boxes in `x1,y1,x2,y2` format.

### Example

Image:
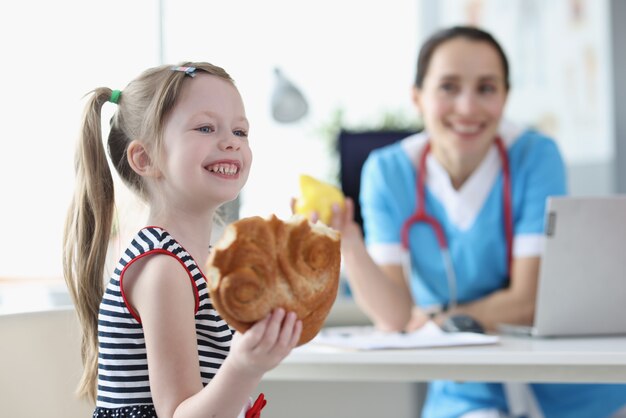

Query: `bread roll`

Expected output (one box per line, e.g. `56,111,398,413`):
205,214,341,345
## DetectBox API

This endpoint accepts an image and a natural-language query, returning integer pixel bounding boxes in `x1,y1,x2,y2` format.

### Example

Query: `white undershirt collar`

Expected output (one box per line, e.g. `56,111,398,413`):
426,146,500,230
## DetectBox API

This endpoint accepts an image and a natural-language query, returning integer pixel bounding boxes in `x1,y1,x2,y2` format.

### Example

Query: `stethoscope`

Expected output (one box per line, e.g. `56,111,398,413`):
400,137,513,311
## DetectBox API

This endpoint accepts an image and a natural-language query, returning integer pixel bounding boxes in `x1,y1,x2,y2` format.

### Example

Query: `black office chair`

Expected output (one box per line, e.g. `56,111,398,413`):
338,129,419,230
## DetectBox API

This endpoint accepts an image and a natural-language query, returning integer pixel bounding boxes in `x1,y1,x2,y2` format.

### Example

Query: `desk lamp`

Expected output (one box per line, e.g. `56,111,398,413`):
271,67,309,123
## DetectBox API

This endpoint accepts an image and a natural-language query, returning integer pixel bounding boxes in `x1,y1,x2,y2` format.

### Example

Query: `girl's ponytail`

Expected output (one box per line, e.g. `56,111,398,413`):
63,87,116,402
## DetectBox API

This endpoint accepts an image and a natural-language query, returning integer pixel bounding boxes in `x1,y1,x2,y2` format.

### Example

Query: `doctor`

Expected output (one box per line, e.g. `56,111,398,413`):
330,26,626,418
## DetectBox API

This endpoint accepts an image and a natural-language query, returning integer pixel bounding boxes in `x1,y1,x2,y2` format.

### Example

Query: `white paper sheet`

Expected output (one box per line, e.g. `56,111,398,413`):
311,321,499,350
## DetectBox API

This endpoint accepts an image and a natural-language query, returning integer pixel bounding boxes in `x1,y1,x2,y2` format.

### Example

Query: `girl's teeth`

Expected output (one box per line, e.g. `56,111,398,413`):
210,164,238,175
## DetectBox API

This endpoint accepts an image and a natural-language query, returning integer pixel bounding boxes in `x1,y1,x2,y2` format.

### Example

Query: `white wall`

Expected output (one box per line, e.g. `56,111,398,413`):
0,0,420,280
3,1,621,281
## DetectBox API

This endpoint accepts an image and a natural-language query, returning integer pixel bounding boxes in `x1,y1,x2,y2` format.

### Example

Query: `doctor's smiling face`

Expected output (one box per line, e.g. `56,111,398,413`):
412,34,509,183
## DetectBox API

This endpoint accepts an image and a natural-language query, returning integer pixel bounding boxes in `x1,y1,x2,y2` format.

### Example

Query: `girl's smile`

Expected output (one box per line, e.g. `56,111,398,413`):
205,159,242,178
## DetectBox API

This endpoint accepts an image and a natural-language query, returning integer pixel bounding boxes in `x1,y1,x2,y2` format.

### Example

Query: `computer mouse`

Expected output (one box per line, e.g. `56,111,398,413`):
441,314,485,334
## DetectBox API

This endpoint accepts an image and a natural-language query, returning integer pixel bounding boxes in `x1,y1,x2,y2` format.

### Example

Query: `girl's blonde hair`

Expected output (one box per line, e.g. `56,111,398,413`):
62,62,234,402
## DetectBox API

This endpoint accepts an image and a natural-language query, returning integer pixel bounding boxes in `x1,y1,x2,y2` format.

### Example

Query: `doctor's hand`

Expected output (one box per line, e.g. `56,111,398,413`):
290,197,320,223
290,197,362,239
404,306,431,333
290,196,364,254
328,197,363,246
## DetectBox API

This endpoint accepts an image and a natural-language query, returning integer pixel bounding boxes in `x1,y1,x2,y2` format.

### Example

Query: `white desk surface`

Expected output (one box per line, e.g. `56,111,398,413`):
4,290,623,385
265,333,626,384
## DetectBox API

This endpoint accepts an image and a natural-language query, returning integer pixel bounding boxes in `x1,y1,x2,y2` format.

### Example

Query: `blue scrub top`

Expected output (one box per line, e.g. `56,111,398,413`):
360,127,626,418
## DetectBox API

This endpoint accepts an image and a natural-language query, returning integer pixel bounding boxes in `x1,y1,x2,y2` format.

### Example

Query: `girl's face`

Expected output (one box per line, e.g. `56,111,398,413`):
159,73,252,212
413,37,508,165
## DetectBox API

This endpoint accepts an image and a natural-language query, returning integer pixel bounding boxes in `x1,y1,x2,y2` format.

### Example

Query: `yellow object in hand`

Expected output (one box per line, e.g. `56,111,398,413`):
294,174,345,225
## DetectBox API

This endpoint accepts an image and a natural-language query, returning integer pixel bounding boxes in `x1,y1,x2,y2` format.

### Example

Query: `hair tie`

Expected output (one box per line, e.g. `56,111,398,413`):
109,90,121,104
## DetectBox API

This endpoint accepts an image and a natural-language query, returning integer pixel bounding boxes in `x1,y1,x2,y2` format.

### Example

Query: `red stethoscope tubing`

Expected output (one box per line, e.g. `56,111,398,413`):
401,137,513,277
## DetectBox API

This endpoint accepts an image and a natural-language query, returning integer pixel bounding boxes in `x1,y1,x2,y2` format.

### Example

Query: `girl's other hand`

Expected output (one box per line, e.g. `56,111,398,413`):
229,308,302,378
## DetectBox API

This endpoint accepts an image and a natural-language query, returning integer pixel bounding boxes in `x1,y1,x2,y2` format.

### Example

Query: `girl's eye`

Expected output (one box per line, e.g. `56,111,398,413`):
233,129,248,138
197,125,214,134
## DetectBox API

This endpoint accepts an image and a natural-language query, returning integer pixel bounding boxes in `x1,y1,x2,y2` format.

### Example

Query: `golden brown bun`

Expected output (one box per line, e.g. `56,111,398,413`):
205,214,341,346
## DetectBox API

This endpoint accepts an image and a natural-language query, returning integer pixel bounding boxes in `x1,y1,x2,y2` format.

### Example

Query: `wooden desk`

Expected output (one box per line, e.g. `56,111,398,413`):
265,334,626,383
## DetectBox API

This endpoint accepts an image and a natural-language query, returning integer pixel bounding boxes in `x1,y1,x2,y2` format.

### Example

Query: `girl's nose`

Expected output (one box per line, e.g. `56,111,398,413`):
219,134,241,151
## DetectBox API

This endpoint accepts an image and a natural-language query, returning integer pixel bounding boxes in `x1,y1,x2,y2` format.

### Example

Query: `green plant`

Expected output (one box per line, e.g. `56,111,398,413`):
315,107,423,183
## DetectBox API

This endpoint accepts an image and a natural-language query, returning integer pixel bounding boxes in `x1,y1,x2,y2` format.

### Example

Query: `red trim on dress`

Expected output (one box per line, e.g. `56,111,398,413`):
119,249,201,323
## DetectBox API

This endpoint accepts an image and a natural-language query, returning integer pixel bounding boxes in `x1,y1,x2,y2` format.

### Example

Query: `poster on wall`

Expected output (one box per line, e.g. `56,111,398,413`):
429,0,613,164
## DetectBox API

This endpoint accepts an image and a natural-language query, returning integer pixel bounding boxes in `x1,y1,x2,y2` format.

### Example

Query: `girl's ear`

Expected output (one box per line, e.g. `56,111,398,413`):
127,140,160,178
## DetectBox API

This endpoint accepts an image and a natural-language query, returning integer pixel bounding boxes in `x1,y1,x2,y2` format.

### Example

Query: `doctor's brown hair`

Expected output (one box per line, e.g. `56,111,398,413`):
415,25,510,91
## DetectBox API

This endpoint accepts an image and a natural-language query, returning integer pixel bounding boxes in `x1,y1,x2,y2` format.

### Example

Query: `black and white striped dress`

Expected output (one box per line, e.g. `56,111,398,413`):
93,227,234,418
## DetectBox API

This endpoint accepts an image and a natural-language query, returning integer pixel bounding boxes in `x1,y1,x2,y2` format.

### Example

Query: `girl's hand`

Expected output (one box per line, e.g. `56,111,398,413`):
229,308,302,378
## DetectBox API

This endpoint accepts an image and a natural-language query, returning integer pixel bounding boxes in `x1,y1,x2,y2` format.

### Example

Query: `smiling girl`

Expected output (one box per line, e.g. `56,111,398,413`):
63,62,301,418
